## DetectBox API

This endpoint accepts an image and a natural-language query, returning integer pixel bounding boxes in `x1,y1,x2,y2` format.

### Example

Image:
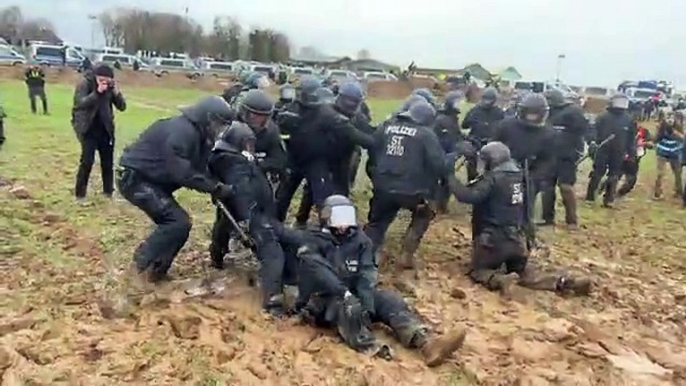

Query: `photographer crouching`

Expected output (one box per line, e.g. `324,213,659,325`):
71,63,126,204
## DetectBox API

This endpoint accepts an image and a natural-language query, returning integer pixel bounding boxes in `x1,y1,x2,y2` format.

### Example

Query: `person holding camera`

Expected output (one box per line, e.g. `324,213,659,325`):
71,63,126,203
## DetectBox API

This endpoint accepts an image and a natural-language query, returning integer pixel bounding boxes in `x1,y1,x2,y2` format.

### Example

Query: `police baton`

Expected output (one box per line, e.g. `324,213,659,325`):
575,134,616,167
215,200,255,249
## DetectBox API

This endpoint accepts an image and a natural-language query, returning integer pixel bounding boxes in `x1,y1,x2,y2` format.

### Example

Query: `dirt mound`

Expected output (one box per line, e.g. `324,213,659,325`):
584,97,608,115
367,81,414,99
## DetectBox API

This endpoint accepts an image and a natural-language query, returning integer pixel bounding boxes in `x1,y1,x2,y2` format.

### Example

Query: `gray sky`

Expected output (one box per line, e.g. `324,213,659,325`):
13,0,686,87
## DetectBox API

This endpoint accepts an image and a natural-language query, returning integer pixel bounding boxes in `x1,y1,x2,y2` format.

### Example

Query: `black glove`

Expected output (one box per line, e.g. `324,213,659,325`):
456,141,477,158
212,183,234,202
588,141,599,158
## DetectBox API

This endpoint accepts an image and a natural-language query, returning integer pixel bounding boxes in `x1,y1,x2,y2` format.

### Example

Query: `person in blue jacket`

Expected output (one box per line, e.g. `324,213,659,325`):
653,115,683,200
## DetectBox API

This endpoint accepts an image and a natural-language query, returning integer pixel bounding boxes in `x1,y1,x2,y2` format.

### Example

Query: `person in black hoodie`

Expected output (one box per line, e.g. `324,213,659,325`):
117,96,236,283
71,64,126,202
25,63,48,115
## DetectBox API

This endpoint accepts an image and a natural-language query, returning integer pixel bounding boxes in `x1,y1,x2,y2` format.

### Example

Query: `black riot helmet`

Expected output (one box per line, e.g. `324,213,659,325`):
180,95,235,139
412,88,437,107
279,84,296,102
215,121,257,155
480,141,512,170
480,87,498,108
444,90,464,113
315,87,336,105
238,89,275,133
398,99,436,126
544,89,567,108
517,93,549,127
336,81,365,116
298,76,323,107
608,93,630,111
320,195,357,235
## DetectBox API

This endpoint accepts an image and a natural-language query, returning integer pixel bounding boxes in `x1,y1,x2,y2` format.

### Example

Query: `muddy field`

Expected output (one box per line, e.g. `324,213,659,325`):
0,78,685,385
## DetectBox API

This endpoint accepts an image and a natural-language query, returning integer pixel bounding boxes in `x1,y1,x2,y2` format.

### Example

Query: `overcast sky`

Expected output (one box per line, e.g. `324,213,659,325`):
12,0,686,87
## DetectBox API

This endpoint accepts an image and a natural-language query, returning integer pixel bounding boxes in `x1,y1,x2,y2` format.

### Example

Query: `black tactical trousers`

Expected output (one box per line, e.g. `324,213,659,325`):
470,227,561,292
275,167,305,222
296,252,423,351
295,158,353,224
75,133,114,198
541,158,578,225
617,158,640,197
586,150,622,205
210,210,286,303
364,190,435,258
117,168,191,276
28,86,48,114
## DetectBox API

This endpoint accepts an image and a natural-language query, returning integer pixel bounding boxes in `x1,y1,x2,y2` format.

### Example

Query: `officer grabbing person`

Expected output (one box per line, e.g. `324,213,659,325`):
275,195,467,366
434,91,470,213
235,90,286,179
208,121,288,316
539,89,590,229
461,88,505,180
25,63,49,115
364,99,448,282
492,93,556,251
585,94,637,208
447,142,592,297
275,76,375,222
117,96,236,284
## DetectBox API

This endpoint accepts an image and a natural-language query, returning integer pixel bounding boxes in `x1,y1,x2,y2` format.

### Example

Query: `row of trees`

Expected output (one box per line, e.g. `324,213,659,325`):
0,6,61,44
98,8,291,62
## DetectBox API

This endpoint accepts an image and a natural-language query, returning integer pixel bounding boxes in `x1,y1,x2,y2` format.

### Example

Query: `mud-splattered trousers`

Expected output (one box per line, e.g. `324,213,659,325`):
294,250,427,352
363,190,435,262
116,168,192,276
470,226,563,292
210,210,287,305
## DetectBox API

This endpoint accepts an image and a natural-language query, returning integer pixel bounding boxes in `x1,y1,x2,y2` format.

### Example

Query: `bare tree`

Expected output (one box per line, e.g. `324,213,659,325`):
0,5,22,43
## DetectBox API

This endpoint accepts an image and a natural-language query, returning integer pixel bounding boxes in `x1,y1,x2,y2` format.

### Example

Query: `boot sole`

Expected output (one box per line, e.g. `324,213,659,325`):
425,328,468,367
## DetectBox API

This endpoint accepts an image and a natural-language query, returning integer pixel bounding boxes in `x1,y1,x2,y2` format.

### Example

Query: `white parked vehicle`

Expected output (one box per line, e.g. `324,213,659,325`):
200,61,236,77
149,57,202,79
362,72,398,82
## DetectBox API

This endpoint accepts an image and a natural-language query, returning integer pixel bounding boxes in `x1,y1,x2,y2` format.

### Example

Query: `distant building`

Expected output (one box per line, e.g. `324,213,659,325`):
496,66,523,81
340,58,400,74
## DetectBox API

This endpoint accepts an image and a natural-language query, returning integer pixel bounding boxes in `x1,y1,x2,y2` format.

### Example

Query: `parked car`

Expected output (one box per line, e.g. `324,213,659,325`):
362,71,398,82
94,53,151,72
29,44,84,68
251,64,276,77
149,57,202,79
624,87,658,103
0,45,25,66
200,61,235,77
582,86,615,99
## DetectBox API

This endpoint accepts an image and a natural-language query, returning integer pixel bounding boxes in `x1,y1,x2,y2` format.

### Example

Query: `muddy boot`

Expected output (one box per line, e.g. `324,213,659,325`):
414,328,468,367
490,272,520,298
557,276,593,296
559,184,578,227
602,176,618,208
518,267,560,292
263,294,286,318
126,263,155,295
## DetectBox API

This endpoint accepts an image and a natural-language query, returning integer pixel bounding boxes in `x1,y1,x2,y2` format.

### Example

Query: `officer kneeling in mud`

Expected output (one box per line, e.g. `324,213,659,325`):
275,195,467,367
447,142,592,297
117,96,236,283
208,121,291,316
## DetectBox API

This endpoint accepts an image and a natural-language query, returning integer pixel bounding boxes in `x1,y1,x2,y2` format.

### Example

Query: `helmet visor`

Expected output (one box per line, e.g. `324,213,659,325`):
328,205,357,228
281,87,296,101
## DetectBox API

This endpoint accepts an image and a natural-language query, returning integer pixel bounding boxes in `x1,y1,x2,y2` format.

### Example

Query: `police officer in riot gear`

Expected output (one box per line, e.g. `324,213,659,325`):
275,76,375,222
275,195,467,366
412,88,437,108
434,91,469,213
585,94,637,208
364,99,447,280
448,142,592,297
117,96,236,282
236,89,286,177
461,88,505,180
274,84,296,117
492,93,556,250
208,121,288,315
223,72,270,109
540,89,590,228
